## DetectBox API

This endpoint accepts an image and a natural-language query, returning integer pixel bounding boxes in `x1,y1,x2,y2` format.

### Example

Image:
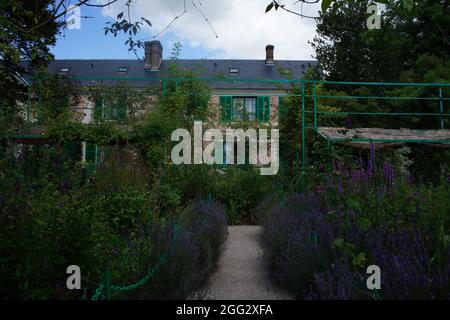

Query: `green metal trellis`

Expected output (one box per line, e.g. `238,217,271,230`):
300,80,450,173
18,76,450,175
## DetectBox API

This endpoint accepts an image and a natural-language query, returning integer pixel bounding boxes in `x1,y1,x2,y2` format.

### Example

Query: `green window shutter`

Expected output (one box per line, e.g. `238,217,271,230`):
85,144,98,172
94,96,104,122
116,95,127,122
257,97,263,121
279,96,284,118
104,98,113,120
220,96,232,122
257,96,270,123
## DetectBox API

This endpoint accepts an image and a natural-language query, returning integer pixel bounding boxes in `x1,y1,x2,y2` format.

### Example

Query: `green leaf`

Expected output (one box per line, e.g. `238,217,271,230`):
321,0,333,13
402,0,414,11
357,217,372,232
345,196,361,212
333,237,345,248
352,252,367,268
142,18,152,27
265,2,274,13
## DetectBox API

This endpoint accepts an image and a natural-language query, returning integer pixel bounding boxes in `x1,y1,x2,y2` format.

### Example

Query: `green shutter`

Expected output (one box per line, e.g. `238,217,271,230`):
279,96,289,122
116,95,127,122
257,96,270,123
94,96,104,122
85,144,98,173
104,98,113,120
279,96,284,118
220,96,232,122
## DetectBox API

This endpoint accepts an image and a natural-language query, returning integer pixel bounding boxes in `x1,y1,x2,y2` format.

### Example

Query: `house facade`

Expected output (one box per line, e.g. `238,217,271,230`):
22,41,317,168
37,41,316,124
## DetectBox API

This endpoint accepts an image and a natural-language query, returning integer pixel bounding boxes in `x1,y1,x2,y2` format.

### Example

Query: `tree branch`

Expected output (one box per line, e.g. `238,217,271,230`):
271,0,320,19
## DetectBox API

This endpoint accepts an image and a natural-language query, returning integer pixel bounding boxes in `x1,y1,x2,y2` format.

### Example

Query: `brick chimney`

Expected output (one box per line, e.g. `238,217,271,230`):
144,41,163,71
265,44,274,65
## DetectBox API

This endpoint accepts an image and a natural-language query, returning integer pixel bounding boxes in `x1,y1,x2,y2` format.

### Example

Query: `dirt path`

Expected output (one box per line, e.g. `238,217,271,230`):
200,225,292,300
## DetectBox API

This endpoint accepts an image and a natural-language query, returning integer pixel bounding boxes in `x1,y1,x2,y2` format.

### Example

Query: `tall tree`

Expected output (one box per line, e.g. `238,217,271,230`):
311,0,450,82
0,0,61,132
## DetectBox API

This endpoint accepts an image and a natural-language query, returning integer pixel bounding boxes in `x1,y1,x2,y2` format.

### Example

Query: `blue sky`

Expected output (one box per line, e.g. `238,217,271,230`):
51,5,214,59
51,0,320,61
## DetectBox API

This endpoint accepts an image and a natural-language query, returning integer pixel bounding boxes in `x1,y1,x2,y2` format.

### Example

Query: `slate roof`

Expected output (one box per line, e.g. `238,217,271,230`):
21,58,318,90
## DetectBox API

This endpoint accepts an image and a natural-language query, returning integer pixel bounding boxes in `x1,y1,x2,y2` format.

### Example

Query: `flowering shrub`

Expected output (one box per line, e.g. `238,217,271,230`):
116,200,227,300
262,193,337,295
0,146,227,300
262,152,450,299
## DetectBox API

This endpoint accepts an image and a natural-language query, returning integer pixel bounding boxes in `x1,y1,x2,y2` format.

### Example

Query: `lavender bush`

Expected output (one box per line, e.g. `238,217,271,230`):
262,193,337,296
117,200,227,300
262,150,450,299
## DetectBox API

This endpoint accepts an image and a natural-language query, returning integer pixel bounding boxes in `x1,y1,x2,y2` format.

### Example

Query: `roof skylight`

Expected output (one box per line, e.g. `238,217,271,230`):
58,67,70,74
117,67,129,73
229,68,239,74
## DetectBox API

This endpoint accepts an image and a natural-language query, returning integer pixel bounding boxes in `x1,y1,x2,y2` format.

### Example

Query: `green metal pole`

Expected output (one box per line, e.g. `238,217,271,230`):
26,85,32,122
313,82,317,129
94,145,98,170
104,267,111,300
163,80,167,96
207,193,212,203
301,81,306,174
439,88,444,129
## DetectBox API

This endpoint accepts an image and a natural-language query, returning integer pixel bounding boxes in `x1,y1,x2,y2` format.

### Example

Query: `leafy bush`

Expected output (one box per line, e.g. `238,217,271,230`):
110,200,227,300
261,157,450,299
262,193,336,295
306,224,449,300
214,167,275,225
0,145,227,300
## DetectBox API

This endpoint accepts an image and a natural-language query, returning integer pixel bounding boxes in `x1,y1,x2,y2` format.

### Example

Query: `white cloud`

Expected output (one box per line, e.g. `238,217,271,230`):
100,0,320,60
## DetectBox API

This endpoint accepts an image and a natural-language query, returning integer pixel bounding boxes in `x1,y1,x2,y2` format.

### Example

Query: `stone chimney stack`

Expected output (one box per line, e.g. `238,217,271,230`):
144,41,163,71
265,44,274,65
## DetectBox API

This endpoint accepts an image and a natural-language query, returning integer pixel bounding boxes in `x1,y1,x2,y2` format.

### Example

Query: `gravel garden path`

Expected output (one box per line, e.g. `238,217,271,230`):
200,225,292,300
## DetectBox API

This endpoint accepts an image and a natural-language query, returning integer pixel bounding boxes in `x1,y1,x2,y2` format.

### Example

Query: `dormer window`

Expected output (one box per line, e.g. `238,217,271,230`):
229,68,239,74
117,67,129,73
58,67,71,75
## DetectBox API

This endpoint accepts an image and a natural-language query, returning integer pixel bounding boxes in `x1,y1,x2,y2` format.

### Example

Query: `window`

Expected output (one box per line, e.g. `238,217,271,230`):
94,95,127,122
219,96,270,123
233,97,256,121
58,67,71,75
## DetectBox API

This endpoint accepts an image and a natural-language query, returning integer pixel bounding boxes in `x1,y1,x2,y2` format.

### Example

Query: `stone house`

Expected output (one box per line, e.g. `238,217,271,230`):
22,41,317,167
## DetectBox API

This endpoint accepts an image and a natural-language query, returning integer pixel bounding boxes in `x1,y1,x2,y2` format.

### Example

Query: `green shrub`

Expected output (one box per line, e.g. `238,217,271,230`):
110,200,227,300
214,167,275,225
0,144,227,300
